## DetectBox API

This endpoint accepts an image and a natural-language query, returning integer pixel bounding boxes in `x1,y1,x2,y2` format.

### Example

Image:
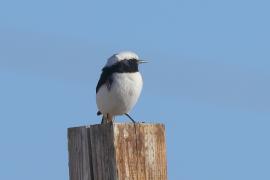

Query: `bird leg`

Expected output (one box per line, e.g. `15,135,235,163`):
101,113,113,124
101,116,106,124
125,113,136,124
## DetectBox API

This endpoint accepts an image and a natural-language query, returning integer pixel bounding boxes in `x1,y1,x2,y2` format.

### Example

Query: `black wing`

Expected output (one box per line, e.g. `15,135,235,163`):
96,67,113,93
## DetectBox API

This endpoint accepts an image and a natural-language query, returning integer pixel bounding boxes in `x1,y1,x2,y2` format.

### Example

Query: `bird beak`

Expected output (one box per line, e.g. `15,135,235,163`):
137,60,148,64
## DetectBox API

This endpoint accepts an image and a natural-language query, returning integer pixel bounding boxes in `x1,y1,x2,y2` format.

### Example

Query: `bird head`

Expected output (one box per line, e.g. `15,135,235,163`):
105,51,147,67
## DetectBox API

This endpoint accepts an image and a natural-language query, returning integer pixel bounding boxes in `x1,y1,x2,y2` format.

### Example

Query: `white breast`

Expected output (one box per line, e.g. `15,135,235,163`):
96,72,143,116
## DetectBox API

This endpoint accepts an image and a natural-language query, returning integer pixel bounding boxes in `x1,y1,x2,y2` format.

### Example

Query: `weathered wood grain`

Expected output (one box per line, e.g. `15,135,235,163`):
68,126,93,180
68,123,167,180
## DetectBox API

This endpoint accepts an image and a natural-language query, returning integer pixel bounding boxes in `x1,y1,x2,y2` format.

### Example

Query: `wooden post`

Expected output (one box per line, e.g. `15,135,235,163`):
68,123,167,180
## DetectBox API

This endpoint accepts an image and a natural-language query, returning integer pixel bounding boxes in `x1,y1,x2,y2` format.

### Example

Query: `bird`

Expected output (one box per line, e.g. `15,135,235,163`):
96,51,147,124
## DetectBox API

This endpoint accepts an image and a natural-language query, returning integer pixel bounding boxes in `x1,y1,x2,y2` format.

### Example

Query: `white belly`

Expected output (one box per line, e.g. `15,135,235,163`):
96,72,143,116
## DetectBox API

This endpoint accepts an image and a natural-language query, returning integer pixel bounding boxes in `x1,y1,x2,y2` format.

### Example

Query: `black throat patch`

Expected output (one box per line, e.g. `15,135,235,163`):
96,59,139,93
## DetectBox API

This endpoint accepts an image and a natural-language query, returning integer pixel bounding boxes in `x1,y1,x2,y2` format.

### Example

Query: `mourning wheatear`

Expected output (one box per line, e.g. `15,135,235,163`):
96,51,146,123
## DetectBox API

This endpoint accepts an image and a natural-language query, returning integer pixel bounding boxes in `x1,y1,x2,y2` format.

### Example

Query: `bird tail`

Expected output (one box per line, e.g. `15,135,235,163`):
97,111,102,116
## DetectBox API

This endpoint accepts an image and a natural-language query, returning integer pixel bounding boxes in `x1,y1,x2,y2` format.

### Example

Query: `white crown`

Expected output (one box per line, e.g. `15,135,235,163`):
105,51,139,67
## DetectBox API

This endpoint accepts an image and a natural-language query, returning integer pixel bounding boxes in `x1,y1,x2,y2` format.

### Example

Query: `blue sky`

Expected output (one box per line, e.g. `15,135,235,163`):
1,0,270,179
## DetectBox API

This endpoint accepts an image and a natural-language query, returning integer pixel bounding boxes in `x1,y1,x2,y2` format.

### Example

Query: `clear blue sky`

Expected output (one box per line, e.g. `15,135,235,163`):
1,0,270,179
